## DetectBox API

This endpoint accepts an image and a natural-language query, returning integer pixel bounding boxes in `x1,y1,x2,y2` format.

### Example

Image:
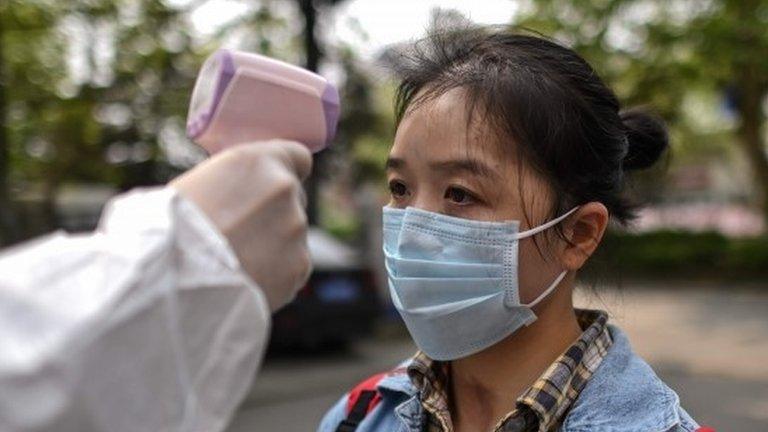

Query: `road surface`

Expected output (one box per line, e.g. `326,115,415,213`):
227,284,768,431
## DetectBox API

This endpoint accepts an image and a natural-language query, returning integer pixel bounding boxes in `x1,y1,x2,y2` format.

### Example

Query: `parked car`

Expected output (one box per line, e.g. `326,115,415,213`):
269,228,382,350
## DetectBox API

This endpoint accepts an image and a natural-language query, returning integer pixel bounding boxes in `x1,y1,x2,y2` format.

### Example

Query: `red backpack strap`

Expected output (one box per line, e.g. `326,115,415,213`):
345,372,386,415
695,427,716,432
335,372,388,432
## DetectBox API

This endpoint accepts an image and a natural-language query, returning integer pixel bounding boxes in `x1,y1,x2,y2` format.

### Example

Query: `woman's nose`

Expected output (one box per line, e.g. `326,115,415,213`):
409,192,443,214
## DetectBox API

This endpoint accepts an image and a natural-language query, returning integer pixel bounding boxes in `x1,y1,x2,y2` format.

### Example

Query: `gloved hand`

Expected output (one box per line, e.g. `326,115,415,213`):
171,140,313,311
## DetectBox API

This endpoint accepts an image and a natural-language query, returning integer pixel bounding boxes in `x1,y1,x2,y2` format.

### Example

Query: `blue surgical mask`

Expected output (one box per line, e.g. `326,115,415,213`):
383,206,578,361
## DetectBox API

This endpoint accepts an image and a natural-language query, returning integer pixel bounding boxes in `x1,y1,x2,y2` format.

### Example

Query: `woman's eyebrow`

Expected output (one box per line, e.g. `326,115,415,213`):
385,156,406,170
429,158,499,179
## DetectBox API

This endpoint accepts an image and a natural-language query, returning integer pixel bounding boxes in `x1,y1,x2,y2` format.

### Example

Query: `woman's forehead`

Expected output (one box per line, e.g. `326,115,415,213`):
392,88,511,165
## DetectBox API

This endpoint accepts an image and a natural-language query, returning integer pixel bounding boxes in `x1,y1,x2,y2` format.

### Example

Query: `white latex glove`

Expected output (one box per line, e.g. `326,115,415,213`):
171,140,313,311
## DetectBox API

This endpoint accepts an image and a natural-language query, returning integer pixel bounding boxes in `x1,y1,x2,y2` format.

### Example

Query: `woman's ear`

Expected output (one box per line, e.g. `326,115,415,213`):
560,202,609,271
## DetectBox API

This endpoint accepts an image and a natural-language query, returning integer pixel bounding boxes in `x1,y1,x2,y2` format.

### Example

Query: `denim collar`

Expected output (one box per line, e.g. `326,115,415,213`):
560,325,681,432
374,369,421,431
376,325,681,432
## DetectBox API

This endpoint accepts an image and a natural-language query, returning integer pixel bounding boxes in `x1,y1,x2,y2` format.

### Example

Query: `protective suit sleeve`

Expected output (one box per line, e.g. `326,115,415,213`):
0,187,270,432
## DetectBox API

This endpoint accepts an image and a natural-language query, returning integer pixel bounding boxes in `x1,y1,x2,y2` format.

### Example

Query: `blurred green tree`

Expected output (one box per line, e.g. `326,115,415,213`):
517,0,768,223
0,0,388,245
207,0,354,225
0,5,19,243
336,46,393,184
296,0,349,225
0,0,221,244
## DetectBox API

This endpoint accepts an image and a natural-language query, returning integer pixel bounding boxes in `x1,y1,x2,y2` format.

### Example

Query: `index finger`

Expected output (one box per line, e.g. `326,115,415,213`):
268,140,314,181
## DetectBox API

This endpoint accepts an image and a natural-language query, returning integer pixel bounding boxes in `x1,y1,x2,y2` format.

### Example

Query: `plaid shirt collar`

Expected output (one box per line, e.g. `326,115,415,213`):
407,309,613,432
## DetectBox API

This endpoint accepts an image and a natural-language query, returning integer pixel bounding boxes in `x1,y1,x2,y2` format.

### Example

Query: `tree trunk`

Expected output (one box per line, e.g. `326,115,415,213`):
734,65,768,226
298,0,321,73
297,0,323,226
0,12,20,246
730,0,768,227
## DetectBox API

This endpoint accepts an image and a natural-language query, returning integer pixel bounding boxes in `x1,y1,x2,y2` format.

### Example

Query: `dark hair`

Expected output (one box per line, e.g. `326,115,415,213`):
384,24,668,227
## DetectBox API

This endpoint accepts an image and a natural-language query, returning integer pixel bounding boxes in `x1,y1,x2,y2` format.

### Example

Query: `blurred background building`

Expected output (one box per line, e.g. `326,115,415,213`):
1,1,767,431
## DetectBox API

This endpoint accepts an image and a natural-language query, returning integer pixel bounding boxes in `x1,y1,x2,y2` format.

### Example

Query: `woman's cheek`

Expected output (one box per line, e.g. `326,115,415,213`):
517,235,565,304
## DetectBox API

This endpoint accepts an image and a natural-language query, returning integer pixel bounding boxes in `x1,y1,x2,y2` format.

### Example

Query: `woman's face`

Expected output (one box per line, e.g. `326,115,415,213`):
386,88,567,303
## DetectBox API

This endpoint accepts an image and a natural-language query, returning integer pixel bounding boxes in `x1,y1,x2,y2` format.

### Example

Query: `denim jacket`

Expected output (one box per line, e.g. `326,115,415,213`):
318,325,701,432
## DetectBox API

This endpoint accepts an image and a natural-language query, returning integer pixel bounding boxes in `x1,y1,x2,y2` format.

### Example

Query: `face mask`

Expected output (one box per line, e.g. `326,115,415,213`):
383,206,578,361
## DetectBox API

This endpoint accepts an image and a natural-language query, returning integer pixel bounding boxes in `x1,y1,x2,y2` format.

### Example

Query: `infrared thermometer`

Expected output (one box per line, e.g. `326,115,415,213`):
186,49,340,154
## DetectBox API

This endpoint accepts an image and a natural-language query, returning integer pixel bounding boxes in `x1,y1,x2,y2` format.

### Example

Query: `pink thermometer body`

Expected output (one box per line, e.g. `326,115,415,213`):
187,49,340,154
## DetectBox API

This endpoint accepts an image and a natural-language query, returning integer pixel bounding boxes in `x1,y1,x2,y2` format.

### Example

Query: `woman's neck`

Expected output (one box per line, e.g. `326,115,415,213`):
449,283,583,432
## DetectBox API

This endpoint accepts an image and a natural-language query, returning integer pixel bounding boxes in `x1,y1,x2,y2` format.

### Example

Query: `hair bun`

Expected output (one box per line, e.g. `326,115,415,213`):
620,107,669,171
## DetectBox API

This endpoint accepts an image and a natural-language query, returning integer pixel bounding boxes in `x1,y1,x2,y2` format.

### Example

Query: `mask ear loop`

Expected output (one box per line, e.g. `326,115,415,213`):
525,270,568,307
515,206,579,307
511,206,580,240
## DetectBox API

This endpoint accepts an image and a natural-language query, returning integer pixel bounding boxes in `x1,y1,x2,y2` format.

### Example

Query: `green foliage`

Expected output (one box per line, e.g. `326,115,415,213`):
3,0,208,194
2,0,380,244
516,0,768,219
334,46,394,184
592,230,768,279
0,0,312,243
724,236,768,274
323,208,361,243
351,133,392,183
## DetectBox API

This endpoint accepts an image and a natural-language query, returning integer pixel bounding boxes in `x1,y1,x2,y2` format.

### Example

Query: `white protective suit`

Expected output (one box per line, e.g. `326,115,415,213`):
0,187,270,432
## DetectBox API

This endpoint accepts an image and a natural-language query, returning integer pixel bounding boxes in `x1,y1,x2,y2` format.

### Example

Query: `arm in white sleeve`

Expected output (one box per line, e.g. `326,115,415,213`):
0,187,270,432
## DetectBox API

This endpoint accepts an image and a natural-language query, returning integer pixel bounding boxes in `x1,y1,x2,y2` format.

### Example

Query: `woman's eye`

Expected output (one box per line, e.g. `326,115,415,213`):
445,186,476,205
389,180,408,198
